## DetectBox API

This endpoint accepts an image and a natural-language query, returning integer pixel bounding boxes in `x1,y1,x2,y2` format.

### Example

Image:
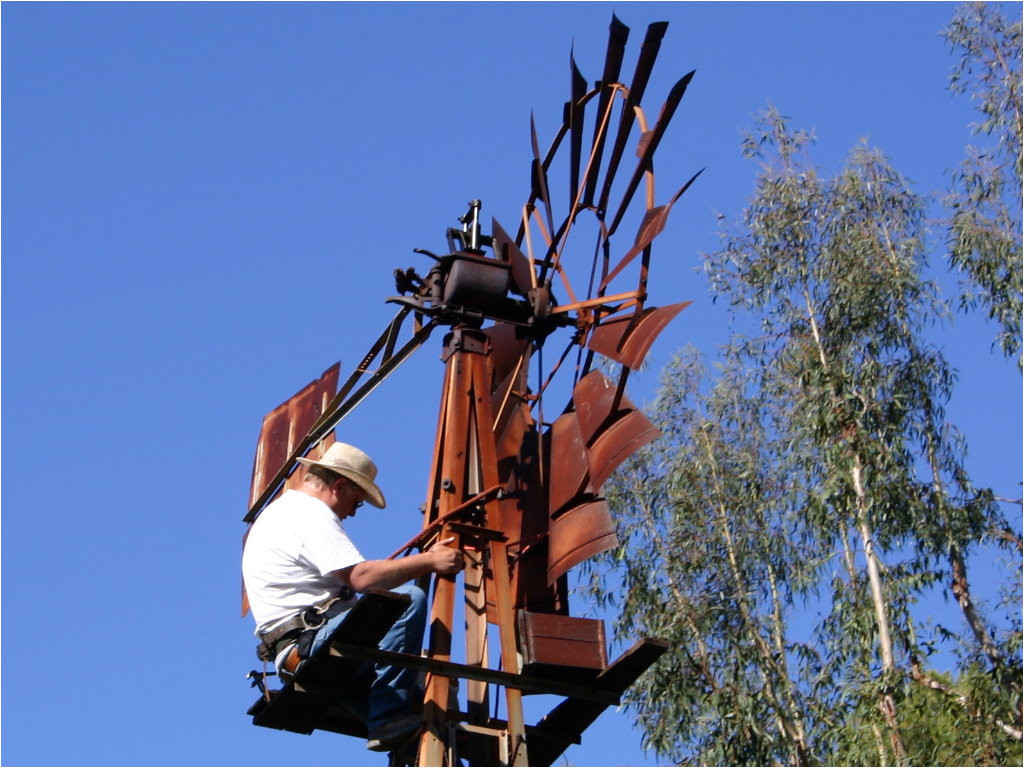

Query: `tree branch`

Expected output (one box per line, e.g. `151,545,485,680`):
910,659,1022,741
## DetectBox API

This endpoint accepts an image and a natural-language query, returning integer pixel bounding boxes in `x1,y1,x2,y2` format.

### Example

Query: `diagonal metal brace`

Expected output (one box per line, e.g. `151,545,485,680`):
244,309,439,522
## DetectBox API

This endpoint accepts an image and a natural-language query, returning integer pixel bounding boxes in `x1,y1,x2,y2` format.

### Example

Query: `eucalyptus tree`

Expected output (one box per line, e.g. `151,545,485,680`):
706,108,1020,763
943,1,1023,364
595,106,1020,765
589,347,824,765
704,111,941,764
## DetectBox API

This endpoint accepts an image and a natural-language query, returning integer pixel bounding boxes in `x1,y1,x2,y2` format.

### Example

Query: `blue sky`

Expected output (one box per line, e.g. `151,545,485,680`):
3,3,1020,766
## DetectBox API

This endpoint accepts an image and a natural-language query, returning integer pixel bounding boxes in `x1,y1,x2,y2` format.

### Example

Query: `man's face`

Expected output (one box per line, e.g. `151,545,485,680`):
331,479,365,520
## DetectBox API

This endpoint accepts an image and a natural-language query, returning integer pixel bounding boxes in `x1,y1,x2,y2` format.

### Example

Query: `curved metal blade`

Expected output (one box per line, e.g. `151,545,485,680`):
572,369,626,446
598,169,704,294
596,21,669,217
607,70,696,237
570,369,660,487
530,113,556,249
547,412,591,515
548,498,617,584
582,14,630,209
585,409,659,490
587,301,693,370
569,52,588,213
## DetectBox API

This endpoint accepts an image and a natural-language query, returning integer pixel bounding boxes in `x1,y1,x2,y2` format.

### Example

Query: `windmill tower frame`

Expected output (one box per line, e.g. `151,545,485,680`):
243,16,700,766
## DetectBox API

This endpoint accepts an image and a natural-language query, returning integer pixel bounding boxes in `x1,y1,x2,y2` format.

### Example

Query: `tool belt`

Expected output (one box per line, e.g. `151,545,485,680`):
255,586,355,663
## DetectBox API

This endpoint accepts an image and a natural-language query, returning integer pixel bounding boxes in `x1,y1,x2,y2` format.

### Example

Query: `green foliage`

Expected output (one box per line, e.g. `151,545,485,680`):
833,667,1023,766
590,102,1022,765
590,348,824,765
943,2,1023,364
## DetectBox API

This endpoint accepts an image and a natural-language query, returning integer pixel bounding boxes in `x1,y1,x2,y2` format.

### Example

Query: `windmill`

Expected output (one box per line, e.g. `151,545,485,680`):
243,15,700,766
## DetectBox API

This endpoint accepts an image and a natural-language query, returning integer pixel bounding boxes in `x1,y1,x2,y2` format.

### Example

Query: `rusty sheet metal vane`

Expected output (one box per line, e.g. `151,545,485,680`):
543,370,660,585
244,308,439,523
547,499,618,586
248,362,340,509
587,300,693,370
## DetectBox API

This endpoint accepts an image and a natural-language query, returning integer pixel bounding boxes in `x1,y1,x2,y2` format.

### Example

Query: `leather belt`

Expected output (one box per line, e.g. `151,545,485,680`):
255,587,354,662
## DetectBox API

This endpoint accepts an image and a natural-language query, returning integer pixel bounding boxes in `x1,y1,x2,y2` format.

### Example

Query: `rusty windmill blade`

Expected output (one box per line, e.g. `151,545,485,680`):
577,369,647,482
596,21,670,218
598,170,704,297
543,369,661,585
544,413,614,585
571,369,660,488
568,51,588,214
536,19,671,296
530,113,556,253
547,498,617,585
548,17,629,282
547,411,592,516
580,170,701,382
515,87,597,246
581,14,629,209
587,300,693,370
607,70,696,238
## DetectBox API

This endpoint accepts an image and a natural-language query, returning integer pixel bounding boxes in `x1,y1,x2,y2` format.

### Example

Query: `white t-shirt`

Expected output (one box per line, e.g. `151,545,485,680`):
242,489,365,635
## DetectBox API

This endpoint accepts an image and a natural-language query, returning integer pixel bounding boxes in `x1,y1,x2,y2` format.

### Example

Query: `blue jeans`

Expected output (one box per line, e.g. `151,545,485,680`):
309,584,427,730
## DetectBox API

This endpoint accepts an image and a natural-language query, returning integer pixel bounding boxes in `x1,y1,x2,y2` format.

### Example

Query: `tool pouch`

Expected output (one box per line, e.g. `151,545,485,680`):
295,628,317,660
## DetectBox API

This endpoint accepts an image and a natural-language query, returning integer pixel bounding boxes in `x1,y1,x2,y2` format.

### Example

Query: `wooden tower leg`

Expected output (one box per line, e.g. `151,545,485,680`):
417,339,472,766
416,329,530,767
489,537,529,766
469,349,529,766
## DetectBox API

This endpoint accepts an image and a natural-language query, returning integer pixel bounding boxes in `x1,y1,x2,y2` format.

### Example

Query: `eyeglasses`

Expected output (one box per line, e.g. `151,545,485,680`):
349,485,365,509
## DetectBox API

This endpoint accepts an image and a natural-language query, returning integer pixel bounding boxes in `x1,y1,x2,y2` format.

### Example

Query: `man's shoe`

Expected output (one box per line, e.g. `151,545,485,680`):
366,713,423,752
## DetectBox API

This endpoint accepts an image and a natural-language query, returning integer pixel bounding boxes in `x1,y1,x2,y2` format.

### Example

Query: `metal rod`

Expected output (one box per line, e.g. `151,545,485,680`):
547,290,642,315
387,485,504,560
328,645,620,705
244,314,436,523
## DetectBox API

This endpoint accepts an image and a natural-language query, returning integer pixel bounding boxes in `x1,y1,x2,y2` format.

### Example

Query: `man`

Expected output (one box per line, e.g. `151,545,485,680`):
242,441,464,751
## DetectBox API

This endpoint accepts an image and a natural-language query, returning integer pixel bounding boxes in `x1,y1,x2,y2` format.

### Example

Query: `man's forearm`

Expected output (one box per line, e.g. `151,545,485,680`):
347,553,436,592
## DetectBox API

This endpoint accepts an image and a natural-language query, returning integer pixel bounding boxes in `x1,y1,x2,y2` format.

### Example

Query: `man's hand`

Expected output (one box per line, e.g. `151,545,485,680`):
428,536,465,575
341,536,466,592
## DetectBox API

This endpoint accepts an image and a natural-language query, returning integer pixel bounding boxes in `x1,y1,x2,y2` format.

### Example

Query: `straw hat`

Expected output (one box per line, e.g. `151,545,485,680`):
296,442,386,508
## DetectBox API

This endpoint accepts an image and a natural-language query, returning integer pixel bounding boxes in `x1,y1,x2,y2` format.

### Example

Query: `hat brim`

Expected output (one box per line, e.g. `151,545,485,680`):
295,457,386,508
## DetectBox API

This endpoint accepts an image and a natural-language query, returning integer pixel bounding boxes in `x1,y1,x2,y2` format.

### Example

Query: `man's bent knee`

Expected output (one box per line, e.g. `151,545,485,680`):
392,584,427,616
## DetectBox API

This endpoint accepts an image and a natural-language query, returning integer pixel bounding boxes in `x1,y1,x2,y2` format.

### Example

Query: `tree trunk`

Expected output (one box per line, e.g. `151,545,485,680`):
852,457,907,765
